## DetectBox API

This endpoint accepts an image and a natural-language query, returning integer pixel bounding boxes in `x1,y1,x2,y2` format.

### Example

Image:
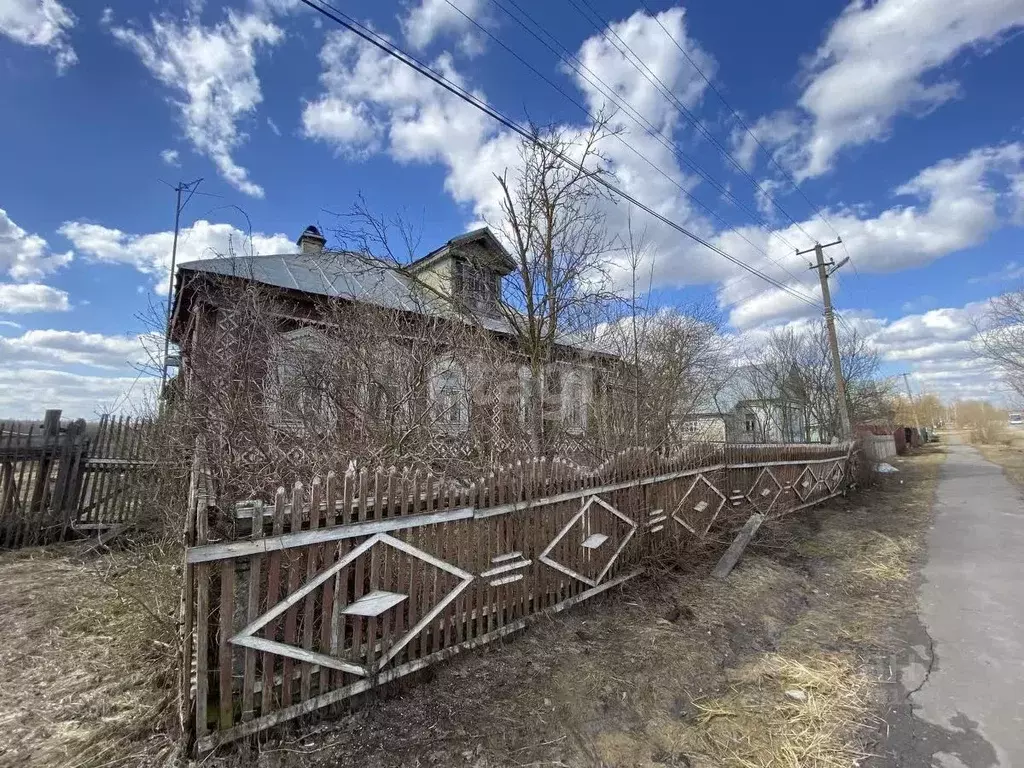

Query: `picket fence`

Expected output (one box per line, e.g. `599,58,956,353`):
181,441,854,751
0,411,158,548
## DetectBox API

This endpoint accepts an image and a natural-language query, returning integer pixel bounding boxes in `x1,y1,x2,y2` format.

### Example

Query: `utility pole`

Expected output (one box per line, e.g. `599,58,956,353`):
160,179,202,400
797,238,852,441
902,372,922,433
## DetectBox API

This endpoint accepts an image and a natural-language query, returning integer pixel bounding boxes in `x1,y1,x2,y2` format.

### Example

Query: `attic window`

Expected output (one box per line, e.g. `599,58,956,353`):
457,259,499,313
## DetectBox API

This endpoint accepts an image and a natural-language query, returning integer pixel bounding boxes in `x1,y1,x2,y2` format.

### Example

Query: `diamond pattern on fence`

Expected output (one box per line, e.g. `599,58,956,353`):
793,466,819,502
824,460,845,493
745,467,783,514
539,495,637,587
229,532,473,676
670,474,726,537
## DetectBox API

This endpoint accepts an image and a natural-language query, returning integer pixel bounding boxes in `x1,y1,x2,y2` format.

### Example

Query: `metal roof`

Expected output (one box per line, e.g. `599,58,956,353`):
179,248,617,357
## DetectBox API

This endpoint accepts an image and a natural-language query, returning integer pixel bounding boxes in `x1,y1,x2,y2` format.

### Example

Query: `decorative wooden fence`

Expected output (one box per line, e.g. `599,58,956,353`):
0,410,158,547
181,441,853,751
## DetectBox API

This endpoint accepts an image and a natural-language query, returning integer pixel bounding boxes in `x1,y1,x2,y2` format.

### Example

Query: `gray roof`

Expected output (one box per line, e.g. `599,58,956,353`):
179,250,611,355
181,251,422,312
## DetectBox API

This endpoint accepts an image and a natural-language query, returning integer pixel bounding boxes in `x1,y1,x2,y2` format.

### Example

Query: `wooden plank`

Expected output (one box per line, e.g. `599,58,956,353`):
218,560,235,730
280,483,304,708
185,462,732,564
195,562,210,739
300,478,321,704
241,551,262,721
318,471,337,697
260,489,287,716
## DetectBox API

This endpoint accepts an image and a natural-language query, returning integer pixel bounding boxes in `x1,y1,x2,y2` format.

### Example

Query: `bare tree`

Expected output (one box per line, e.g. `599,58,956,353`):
744,320,887,442
492,120,619,451
974,289,1024,399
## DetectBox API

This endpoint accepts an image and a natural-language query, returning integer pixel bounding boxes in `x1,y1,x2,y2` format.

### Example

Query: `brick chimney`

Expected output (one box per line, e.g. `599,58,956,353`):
297,224,326,254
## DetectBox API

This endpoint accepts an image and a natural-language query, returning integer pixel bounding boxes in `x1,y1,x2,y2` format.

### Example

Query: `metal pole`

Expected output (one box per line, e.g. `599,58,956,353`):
799,239,852,441
159,182,184,399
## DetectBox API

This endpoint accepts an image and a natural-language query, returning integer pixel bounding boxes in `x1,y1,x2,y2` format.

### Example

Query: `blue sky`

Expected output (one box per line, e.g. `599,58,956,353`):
0,0,1022,417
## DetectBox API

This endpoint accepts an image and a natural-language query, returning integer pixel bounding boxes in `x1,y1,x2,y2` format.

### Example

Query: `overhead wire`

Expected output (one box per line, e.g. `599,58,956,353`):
297,0,822,310
633,1,873,317
451,0,818,297
521,0,824,303
567,0,820,246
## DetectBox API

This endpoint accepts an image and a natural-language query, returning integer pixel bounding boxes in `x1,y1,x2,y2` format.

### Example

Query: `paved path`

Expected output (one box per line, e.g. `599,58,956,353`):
880,444,1024,767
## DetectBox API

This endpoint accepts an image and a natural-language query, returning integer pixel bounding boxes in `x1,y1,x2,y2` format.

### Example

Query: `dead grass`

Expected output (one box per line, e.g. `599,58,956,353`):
693,653,872,768
975,442,1024,490
0,541,181,768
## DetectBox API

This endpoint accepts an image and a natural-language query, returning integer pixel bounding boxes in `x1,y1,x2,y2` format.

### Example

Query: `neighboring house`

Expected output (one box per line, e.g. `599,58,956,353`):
169,225,615,453
678,365,811,444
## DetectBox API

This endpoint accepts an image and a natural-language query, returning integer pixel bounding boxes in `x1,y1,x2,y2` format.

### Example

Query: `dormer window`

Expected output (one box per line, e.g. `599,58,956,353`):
456,258,500,314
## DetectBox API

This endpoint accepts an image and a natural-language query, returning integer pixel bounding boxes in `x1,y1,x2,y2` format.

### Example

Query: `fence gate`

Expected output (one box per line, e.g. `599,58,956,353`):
182,443,853,751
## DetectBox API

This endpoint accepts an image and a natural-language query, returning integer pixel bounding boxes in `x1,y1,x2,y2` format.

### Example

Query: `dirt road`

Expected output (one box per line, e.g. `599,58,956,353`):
876,443,1024,767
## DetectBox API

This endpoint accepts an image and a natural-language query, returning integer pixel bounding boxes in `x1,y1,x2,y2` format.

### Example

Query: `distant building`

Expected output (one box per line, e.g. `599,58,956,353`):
678,365,811,444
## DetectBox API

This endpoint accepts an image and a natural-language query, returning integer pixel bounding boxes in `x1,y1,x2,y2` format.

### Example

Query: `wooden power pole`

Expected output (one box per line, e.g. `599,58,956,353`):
902,373,922,433
797,239,852,441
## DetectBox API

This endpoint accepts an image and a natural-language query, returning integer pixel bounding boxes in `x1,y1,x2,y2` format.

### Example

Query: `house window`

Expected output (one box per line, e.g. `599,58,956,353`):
744,412,757,433
275,328,325,423
458,259,499,313
682,420,700,435
561,369,588,433
431,359,469,432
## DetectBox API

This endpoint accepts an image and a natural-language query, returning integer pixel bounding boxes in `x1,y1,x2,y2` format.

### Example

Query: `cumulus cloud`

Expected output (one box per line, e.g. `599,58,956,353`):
0,282,70,313
298,4,1024,342
58,218,294,288
742,0,1024,179
0,0,77,72
0,207,72,281
0,368,155,419
401,0,487,55
160,148,180,166
0,329,150,369
717,142,1024,327
110,11,282,197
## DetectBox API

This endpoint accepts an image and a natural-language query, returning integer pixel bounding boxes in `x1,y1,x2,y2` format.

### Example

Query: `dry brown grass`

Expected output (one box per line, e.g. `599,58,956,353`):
975,441,1024,489
0,541,181,768
693,653,872,768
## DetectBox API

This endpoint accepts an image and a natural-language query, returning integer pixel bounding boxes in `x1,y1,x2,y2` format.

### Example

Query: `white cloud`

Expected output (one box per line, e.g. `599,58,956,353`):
303,7,718,283
266,116,281,136
160,148,180,166
717,142,1024,327
298,6,1024,341
746,0,1024,179
58,218,294,287
0,0,77,72
110,11,282,197
401,0,487,55
0,207,72,280
0,368,155,419
0,329,149,369
0,282,70,313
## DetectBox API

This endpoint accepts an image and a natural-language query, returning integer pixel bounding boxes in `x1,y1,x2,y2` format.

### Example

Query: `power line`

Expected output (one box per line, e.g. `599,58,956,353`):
568,0,819,245
297,0,822,310
637,0,842,242
453,0,818,295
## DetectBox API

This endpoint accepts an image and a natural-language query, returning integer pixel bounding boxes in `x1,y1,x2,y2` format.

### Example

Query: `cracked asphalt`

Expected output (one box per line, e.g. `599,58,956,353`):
872,441,1024,767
